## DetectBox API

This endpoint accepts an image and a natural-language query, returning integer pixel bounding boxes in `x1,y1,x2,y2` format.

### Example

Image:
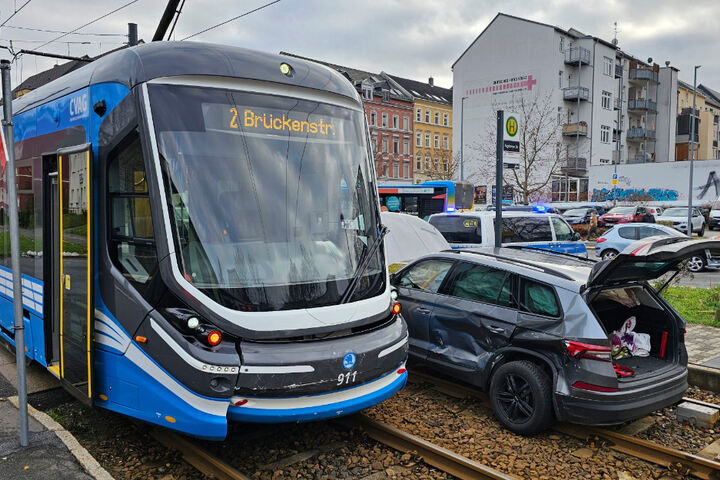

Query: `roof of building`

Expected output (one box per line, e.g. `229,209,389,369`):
13,42,360,115
280,52,413,102
699,84,720,107
452,12,643,69
385,74,452,105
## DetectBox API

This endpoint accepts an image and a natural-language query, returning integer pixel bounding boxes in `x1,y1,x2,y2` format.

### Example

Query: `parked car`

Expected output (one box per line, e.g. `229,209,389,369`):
563,207,595,225
709,198,720,231
646,206,664,221
600,206,653,226
595,223,684,260
428,211,586,257
659,207,706,236
392,237,720,433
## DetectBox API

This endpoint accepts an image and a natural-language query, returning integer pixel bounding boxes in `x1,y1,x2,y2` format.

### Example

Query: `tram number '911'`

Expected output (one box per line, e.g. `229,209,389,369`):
337,371,357,386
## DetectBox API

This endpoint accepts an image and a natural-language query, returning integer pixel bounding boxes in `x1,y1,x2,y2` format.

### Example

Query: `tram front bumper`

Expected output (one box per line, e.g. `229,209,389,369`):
227,364,407,423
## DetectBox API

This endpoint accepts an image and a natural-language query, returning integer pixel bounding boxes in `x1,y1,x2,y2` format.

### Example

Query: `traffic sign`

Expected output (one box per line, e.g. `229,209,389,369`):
612,179,618,185
503,112,520,154
503,162,519,169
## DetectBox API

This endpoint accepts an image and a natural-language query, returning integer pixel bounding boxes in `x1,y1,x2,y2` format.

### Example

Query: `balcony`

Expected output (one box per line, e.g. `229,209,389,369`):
627,127,656,141
629,68,659,83
560,157,588,174
564,47,591,65
681,107,700,117
615,64,623,78
676,133,699,144
628,99,657,112
628,153,655,164
563,86,590,102
715,140,719,148
562,122,588,136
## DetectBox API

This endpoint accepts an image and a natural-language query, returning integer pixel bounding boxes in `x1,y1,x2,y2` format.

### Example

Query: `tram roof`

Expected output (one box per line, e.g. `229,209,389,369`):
13,41,361,115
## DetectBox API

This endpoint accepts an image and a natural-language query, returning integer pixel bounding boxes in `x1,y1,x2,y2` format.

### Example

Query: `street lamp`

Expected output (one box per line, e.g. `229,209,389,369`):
688,65,701,236
460,96,469,181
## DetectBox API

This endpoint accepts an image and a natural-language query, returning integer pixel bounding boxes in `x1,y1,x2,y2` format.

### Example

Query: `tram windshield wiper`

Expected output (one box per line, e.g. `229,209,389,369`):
340,225,388,304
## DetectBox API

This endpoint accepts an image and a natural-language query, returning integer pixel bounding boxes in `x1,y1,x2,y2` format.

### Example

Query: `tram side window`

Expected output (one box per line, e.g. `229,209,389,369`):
108,133,157,285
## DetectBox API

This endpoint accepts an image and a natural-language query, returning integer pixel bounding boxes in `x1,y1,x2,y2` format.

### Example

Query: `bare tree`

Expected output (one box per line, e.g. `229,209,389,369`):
470,92,563,204
421,152,461,182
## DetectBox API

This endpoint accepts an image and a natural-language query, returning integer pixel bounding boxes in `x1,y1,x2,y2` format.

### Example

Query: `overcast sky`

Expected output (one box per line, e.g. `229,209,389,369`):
0,0,716,90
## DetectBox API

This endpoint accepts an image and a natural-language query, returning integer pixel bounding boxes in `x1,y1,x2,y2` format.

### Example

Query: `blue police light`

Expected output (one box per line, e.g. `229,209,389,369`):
446,207,456,212
533,205,547,213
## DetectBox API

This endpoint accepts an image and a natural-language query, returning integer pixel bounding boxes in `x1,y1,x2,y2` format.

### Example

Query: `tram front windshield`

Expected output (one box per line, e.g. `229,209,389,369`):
148,84,384,311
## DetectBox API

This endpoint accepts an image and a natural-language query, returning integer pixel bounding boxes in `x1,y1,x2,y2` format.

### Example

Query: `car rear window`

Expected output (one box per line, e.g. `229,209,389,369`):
520,279,560,317
497,216,552,243
429,216,483,243
448,263,513,307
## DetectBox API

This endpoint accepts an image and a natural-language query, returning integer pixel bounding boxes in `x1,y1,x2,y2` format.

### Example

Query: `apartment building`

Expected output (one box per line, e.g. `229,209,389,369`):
452,13,677,203
386,75,453,184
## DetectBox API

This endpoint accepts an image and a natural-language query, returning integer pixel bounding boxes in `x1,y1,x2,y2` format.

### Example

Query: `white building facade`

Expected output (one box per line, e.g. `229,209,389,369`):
452,14,678,204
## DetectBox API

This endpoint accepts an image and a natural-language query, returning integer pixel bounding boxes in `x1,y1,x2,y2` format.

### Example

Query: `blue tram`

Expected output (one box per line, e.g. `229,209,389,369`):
1,42,408,439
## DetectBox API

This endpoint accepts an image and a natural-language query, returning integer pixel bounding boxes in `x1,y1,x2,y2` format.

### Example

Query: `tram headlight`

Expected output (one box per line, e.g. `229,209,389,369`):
280,62,294,77
186,316,200,330
390,289,398,301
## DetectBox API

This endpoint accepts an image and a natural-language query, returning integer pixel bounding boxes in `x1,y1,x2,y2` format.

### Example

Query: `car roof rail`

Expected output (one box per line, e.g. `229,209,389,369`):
441,248,579,282
502,245,598,263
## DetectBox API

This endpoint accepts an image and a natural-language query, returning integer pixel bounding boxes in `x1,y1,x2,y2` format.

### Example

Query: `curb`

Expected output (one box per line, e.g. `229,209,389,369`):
688,364,720,393
7,396,115,480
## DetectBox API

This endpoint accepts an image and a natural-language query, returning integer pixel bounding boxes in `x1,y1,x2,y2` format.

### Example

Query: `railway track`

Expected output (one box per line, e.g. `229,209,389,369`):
151,413,518,480
410,370,720,480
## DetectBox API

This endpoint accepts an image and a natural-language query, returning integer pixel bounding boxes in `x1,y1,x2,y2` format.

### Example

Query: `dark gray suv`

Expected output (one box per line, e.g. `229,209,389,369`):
392,237,719,434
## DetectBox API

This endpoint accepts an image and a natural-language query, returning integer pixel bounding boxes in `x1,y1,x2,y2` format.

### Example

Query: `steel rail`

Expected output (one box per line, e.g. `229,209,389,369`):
151,428,251,480
409,371,720,480
339,414,519,480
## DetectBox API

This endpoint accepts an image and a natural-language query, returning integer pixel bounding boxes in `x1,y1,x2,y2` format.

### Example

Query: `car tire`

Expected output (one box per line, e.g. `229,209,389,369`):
698,224,705,237
687,255,706,273
601,249,618,261
489,360,554,435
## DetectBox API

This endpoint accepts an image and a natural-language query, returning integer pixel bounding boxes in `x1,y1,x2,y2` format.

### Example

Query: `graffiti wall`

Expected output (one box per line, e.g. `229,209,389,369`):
589,159,720,205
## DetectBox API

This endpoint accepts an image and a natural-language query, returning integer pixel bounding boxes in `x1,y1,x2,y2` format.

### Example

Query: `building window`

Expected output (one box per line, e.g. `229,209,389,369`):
382,161,389,177
416,132,422,147
393,162,399,178
434,112,440,124
403,116,409,130
416,154,422,171
393,115,399,129
559,37,564,53
425,110,430,123
433,155,439,171
425,155,431,170
381,113,388,127
601,91,612,110
370,110,377,126
425,133,431,148
371,134,378,153
363,87,372,100
558,71,562,89
393,136,399,154
443,113,448,126
403,137,409,155
434,134,439,148
416,108,421,122
601,125,610,143
603,57,613,76
557,106,562,126
404,160,410,179
443,157,448,172
443,135,448,150
382,135,388,152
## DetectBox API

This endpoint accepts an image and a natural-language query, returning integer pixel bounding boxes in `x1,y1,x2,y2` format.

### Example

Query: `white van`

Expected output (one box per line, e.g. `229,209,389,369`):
428,211,587,257
710,197,720,231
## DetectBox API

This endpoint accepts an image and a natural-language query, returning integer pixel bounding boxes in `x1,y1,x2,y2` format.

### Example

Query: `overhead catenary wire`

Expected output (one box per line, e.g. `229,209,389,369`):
1,24,126,37
28,0,138,52
180,0,281,41
0,0,32,28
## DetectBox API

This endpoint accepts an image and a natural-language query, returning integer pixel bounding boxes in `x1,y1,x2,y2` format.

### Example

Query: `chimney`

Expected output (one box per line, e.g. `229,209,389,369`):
128,23,138,46
428,77,434,87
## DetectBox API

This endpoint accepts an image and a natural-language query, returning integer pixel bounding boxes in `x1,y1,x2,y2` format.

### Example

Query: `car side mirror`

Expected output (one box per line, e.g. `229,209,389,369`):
389,272,397,283
572,232,581,241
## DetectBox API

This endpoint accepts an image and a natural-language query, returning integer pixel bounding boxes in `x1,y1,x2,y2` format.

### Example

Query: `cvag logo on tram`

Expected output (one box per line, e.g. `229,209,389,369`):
68,92,89,121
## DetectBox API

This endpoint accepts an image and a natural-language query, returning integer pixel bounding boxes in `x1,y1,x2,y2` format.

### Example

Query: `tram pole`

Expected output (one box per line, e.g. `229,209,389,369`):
1,60,29,447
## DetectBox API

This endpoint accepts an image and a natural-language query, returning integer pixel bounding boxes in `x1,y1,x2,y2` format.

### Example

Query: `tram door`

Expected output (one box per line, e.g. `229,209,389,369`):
47,145,94,405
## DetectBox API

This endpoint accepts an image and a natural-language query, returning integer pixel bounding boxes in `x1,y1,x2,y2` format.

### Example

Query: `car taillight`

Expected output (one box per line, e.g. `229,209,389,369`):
565,340,611,362
207,330,222,346
572,381,618,392
596,237,607,243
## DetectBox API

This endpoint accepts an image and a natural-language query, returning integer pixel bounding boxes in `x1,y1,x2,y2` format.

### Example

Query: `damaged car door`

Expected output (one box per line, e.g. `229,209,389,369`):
427,262,517,380
394,258,455,360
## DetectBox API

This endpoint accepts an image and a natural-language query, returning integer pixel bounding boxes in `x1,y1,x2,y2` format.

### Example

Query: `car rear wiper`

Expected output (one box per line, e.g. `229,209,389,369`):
340,225,389,304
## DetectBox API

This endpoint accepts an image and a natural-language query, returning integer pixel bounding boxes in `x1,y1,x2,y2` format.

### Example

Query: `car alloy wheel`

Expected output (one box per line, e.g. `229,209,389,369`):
601,249,618,261
687,255,706,273
489,360,553,434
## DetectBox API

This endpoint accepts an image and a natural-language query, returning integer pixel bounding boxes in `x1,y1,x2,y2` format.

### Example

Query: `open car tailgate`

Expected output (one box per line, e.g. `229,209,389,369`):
586,237,720,288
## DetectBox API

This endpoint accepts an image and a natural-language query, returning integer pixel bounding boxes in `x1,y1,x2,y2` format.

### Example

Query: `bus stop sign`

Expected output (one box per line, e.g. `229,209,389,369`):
503,115,520,154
